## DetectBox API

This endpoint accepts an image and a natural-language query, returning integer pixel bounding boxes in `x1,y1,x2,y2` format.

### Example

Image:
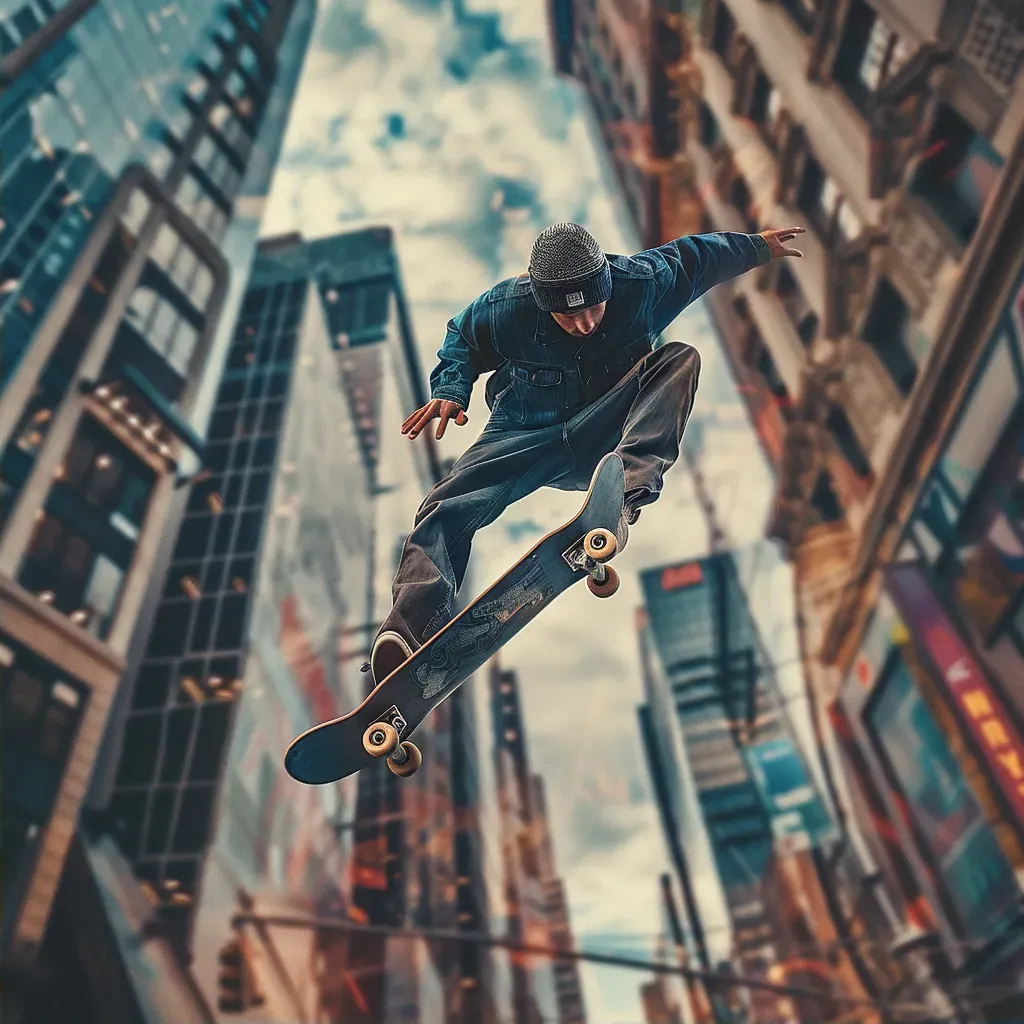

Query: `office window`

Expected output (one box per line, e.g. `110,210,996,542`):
192,703,231,779
146,788,175,853
17,515,126,635
202,559,227,591
161,707,196,782
212,511,238,555
811,472,843,522
132,663,173,710
116,712,162,786
698,101,719,148
216,378,246,405
189,596,218,651
215,592,249,649
775,264,818,347
861,277,918,396
173,514,213,559
960,1,1024,98
748,69,772,127
828,407,872,479
711,2,735,61
223,473,245,508
62,418,155,529
252,437,277,467
910,104,1003,247
148,599,192,657
173,786,214,853
233,511,263,554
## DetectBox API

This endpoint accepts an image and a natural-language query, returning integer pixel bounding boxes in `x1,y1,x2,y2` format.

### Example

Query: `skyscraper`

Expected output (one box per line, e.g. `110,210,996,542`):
491,660,586,1024
637,553,821,1024
86,225,449,1020
0,0,314,1005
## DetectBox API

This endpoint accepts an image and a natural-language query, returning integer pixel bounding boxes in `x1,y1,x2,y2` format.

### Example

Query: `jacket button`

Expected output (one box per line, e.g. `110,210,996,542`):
599,332,606,339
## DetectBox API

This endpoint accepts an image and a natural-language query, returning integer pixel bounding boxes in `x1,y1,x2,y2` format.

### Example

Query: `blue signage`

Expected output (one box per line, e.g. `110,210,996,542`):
743,737,834,852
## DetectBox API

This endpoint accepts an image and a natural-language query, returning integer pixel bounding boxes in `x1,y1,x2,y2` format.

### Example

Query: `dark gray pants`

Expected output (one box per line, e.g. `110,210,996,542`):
380,341,701,645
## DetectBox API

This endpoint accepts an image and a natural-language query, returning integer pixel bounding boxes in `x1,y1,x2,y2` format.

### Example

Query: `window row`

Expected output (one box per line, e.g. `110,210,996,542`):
172,506,268,560
147,591,252,658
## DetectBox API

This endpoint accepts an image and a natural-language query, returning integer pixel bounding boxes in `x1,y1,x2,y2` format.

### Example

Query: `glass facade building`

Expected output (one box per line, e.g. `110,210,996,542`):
637,553,820,1023
0,0,313,985
107,233,376,950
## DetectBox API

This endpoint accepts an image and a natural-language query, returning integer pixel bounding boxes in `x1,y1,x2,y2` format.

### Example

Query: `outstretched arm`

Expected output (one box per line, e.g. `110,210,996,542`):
407,295,503,439
646,227,805,335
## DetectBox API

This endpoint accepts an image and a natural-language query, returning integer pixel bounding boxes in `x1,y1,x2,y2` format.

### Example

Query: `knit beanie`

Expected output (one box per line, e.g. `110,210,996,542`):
528,223,612,313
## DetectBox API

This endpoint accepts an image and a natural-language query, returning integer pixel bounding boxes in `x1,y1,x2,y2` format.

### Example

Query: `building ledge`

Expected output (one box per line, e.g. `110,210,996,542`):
718,0,880,227
0,574,125,688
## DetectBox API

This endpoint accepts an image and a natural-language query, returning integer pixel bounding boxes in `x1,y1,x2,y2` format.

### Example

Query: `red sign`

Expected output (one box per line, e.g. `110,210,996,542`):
660,562,703,591
887,564,1024,828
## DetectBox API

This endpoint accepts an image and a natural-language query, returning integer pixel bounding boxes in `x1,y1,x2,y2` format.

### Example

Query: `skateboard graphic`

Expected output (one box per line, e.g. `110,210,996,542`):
284,452,626,784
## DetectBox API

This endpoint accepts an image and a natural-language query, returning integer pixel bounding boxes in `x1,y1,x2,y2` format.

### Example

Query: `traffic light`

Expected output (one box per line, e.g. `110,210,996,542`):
217,935,265,1013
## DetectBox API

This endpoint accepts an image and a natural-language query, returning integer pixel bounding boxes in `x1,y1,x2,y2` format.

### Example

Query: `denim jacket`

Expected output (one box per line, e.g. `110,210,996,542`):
429,231,770,430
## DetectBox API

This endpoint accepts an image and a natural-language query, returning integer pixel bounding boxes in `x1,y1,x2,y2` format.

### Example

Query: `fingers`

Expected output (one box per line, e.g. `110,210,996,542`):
403,401,437,438
435,402,469,439
781,247,803,257
404,400,466,440
435,405,453,440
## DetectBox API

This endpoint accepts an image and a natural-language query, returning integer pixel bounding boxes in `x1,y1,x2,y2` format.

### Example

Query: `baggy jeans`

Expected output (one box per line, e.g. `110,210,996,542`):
379,341,701,646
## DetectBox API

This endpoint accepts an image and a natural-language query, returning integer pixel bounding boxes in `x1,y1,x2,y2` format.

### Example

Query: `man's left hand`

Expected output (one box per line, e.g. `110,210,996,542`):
760,226,805,259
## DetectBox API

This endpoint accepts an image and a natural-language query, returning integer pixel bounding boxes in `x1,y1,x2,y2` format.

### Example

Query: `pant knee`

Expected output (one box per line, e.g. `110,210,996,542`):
661,340,700,372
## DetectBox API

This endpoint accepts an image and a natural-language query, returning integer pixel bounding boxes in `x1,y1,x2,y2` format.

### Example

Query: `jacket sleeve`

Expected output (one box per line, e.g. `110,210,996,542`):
644,232,770,336
429,295,504,409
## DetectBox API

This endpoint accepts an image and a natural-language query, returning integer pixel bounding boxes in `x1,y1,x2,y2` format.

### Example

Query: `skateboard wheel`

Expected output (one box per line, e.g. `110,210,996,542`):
387,741,422,778
583,528,616,562
587,564,620,598
363,721,399,758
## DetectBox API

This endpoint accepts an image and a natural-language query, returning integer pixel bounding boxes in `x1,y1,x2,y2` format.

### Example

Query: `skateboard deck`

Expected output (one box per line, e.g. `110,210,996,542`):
284,452,626,785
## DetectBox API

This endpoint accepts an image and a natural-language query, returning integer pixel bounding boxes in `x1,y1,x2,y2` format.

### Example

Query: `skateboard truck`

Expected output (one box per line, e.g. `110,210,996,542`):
361,705,422,777
562,527,620,598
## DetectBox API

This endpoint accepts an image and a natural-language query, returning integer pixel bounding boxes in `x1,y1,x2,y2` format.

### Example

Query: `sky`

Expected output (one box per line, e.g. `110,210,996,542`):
260,0,816,1019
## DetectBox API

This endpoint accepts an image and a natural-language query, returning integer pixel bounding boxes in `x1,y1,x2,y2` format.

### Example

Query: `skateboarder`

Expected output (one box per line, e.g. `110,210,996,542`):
369,224,805,683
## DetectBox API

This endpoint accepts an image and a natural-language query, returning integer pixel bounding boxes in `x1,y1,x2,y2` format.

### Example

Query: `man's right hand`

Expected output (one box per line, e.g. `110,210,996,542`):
402,399,468,440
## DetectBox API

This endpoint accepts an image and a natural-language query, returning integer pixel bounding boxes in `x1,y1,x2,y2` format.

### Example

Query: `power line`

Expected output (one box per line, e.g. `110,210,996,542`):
232,910,898,1011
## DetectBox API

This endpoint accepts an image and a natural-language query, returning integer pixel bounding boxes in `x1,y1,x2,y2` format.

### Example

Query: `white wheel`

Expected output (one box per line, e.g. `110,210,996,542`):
583,528,617,562
363,721,399,758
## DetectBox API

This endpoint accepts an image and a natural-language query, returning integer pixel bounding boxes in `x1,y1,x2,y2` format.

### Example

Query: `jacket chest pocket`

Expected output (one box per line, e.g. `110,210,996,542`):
512,365,562,387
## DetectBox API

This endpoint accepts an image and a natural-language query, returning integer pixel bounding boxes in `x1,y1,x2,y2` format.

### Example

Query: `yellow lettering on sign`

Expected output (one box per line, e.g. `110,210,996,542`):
962,689,994,719
998,748,1024,781
981,718,1011,749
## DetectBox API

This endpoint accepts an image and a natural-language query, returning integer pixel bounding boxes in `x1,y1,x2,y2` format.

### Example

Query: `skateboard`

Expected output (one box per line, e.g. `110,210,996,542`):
284,452,626,784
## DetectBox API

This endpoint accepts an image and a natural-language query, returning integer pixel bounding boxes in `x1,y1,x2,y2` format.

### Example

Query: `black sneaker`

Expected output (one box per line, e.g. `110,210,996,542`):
369,629,416,685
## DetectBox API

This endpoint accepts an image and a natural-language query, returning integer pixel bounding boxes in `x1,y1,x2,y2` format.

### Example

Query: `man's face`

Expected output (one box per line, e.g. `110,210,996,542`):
551,301,606,337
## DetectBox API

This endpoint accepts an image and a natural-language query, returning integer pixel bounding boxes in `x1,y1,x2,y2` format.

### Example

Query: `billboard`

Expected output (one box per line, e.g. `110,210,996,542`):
743,736,834,853
887,564,1024,830
866,650,1020,943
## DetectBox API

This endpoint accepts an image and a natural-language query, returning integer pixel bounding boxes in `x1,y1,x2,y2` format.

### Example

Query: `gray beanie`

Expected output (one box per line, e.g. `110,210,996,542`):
528,223,612,313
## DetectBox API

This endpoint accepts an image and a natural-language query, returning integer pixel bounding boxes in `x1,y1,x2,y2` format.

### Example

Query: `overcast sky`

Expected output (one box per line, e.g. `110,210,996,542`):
260,0,813,1019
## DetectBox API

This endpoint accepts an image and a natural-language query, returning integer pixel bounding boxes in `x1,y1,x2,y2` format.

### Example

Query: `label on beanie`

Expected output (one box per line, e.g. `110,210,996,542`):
565,291,584,307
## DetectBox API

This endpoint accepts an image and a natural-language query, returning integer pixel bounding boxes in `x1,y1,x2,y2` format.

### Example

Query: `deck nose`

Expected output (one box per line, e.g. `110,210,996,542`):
285,744,331,785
